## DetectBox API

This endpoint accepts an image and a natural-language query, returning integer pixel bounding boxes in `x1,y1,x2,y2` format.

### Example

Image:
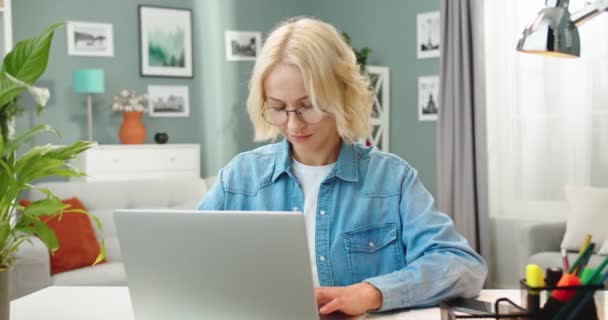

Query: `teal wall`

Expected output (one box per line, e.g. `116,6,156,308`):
310,0,441,195
12,0,439,195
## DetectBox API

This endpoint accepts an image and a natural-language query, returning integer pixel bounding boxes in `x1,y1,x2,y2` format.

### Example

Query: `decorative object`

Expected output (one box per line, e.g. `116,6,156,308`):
66,21,114,57
154,132,169,144
148,85,190,117
139,5,193,78
361,66,390,152
341,32,372,73
72,69,105,141
0,23,104,316
418,75,439,121
417,11,440,59
517,0,608,57
225,30,261,61
112,89,148,144
118,111,145,144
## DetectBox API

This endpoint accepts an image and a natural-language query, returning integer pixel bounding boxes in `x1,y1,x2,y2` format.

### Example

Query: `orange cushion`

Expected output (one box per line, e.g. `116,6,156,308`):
21,197,105,275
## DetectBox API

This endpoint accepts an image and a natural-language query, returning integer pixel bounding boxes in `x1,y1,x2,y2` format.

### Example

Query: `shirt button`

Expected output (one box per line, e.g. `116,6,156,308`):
319,210,326,216
369,242,375,248
319,256,326,262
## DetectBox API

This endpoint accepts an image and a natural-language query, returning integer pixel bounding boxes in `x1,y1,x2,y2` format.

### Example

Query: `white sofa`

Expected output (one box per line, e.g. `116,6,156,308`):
10,177,214,300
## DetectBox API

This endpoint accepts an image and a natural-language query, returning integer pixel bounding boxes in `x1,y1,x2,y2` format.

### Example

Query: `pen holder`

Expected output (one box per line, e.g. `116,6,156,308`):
440,298,532,320
520,279,605,320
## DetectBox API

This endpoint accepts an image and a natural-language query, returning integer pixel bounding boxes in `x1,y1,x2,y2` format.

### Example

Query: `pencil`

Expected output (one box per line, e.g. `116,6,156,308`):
578,234,591,255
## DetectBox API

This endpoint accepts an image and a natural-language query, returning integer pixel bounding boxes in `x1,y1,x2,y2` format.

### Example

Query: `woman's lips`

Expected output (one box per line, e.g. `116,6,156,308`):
291,134,312,143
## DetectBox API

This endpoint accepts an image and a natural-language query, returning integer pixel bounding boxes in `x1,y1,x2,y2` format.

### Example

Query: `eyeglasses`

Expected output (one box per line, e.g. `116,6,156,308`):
261,101,325,126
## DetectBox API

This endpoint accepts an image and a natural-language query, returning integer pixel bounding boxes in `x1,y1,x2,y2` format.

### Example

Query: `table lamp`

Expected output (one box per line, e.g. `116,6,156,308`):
516,0,608,58
72,69,105,141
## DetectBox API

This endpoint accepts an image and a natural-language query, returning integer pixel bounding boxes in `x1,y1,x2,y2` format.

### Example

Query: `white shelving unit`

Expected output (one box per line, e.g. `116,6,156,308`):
0,0,13,58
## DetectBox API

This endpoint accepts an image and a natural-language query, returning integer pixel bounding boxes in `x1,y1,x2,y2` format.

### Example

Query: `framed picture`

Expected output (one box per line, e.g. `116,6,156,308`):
66,21,114,57
417,11,440,59
225,30,261,61
148,85,190,117
139,5,193,78
418,76,439,121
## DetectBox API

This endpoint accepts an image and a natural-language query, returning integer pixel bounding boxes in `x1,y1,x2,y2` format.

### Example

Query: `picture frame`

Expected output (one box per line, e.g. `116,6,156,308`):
417,11,440,59
148,85,190,117
66,21,114,57
139,5,193,78
225,30,261,61
418,75,439,121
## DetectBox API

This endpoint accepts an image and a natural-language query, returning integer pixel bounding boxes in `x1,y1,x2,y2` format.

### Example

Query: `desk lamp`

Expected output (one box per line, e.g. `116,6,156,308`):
72,69,105,141
517,0,608,57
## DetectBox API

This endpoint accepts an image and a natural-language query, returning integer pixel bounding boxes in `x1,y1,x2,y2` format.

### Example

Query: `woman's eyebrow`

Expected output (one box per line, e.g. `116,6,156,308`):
267,96,310,102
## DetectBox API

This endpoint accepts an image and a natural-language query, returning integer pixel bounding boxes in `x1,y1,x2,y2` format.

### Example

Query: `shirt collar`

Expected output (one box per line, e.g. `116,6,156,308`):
272,139,359,183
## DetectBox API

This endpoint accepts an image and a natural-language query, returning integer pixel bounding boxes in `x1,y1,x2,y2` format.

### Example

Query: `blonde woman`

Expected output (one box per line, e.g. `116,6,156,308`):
198,17,487,316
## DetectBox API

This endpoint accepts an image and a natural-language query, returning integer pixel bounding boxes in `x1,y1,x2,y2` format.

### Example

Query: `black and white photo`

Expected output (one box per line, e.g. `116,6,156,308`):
225,30,261,61
139,6,193,78
67,21,114,57
418,76,439,121
417,11,440,59
148,85,190,117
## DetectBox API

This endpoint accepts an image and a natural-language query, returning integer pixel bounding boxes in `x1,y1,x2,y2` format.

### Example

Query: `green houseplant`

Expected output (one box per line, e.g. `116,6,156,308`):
0,23,104,317
341,32,372,73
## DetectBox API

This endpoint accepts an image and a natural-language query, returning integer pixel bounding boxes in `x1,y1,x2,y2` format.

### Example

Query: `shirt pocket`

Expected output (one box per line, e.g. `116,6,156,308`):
343,223,404,284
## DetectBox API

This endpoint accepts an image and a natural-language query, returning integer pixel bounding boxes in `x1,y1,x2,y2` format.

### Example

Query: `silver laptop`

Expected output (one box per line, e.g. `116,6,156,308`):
114,209,359,320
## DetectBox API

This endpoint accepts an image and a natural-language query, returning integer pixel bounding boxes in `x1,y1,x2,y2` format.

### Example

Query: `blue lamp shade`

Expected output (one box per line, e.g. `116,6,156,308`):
72,69,105,94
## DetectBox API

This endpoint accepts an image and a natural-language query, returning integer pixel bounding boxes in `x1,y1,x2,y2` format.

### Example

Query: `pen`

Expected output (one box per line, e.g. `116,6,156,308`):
568,242,594,274
561,248,570,271
575,243,595,276
536,273,580,320
554,256,608,320
525,264,544,313
562,269,608,320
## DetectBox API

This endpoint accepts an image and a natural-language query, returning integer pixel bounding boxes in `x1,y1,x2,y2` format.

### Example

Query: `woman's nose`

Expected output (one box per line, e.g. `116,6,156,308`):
285,110,305,130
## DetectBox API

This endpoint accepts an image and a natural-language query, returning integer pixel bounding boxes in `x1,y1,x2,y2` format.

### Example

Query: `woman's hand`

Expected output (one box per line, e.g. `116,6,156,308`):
315,282,383,316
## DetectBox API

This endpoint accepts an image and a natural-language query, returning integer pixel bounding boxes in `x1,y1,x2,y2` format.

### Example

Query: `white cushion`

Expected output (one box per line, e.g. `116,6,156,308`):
561,185,608,254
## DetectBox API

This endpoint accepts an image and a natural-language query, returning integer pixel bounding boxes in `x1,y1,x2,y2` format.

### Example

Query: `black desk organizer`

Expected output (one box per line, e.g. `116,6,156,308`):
519,279,604,320
440,280,605,320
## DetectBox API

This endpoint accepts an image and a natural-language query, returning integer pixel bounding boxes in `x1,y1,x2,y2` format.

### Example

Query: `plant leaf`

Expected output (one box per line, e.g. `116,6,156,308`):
18,218,59,253
2,124,58,157
1,22,64,85
0,77,26,107
22,198,67,217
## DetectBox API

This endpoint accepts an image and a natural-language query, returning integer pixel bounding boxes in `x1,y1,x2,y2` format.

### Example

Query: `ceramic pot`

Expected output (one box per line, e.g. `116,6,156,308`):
154,132,169,144
118,111,146,144
0,267,8,320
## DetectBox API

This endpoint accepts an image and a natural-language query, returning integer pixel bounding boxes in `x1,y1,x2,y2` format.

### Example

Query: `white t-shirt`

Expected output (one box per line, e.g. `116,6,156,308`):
292,158,336,286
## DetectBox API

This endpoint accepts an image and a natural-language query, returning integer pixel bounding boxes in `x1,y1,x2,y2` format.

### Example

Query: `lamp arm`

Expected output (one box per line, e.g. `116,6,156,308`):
572,0,608,26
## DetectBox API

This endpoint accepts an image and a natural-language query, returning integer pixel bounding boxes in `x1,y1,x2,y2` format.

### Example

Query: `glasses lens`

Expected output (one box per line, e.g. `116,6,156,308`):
262,108,287,125
298,106,324,124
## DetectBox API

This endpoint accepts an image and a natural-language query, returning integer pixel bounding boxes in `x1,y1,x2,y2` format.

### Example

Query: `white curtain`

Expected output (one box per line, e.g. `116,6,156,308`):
485,0,608,220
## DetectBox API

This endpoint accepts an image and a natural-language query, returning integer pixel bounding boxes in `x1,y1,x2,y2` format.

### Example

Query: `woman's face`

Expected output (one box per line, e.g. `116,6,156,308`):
263,63,341,159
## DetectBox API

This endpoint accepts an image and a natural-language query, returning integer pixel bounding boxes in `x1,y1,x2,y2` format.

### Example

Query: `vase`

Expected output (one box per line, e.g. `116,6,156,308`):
118,111,146,144
0,267,8,320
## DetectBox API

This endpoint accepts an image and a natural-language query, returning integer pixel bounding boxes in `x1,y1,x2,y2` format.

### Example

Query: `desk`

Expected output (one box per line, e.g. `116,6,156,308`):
10,287,606,320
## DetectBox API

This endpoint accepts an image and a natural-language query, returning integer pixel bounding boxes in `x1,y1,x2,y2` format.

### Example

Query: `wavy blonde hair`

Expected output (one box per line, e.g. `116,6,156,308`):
247,17,372,142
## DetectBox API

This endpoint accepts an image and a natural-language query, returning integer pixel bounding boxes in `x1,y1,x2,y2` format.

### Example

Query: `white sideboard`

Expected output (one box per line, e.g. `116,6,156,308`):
71,144,201,181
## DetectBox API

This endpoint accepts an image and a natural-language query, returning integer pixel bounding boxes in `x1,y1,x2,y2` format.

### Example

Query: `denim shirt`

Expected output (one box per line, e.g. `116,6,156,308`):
197,140,487,311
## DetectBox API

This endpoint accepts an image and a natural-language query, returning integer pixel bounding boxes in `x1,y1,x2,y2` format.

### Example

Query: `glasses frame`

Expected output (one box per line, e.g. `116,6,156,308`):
260,102,326,126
